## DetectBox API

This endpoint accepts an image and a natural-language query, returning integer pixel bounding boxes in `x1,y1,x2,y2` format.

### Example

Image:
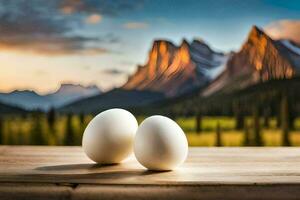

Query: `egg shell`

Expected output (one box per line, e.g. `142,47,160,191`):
134,115,188,171
82,108,138,164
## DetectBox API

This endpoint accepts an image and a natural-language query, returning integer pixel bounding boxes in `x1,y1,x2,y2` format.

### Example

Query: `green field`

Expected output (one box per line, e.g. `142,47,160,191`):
178,117,300,146
1,114,300,146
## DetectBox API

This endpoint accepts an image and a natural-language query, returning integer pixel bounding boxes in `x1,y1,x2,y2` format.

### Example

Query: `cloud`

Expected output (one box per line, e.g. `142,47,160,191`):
59,0,144,16
120,60,137,66
85,14,102,24
101,69,127,75
0,31,108,55
0,0,141,55
60,5,75,15
265,20,300,44
96,33,120,44
34,70,47,75
123,22,149,29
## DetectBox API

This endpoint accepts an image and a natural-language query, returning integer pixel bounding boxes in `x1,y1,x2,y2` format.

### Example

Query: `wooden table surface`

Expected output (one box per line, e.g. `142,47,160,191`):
1,146,300,200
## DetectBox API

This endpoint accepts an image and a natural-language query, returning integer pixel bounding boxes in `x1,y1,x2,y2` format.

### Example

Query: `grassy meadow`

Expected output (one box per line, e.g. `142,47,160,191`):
1,113,300,146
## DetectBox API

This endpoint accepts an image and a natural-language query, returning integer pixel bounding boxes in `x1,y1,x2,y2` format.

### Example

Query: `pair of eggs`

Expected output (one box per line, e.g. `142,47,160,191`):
82,108,188,170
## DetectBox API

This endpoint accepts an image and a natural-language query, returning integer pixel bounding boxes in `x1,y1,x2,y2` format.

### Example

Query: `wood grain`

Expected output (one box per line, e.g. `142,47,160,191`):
1,146,300,199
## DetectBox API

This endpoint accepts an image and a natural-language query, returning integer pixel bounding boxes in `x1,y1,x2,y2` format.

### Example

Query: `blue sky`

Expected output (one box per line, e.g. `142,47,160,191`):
0,0,300,93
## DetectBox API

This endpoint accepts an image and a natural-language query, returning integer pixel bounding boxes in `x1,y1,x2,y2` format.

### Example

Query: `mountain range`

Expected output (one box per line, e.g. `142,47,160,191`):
0,83,101,110
61,25,300,114
123,25,300,99
2,25,300,114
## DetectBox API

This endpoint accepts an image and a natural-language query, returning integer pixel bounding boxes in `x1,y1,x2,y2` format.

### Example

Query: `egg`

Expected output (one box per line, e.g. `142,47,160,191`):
134,115,188,171
82,108,138,164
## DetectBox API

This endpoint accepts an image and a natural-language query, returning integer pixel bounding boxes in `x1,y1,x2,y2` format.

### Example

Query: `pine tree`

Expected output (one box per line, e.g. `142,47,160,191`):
195,113,202,134
64,114,76,145
281,93,291,146
276,99,281,128
0,117,3,144
168,109,177,121
243,123,250,146
235,112,244,130
288,93,296,130
47,107,56,132
263,107,270,128
233,102,244,130
288,108,296,131
78,113,86,140
79,113,85,128
7,121,14,145
31,113,45,145
215,122,222,147
253,106,263,146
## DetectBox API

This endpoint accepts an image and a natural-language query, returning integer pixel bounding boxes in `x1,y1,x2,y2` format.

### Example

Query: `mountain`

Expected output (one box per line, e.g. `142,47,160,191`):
123,39,227,97
59,88,164,114
0,84,101,110
202,26,300,96
45,84,100,108
0,90,46,110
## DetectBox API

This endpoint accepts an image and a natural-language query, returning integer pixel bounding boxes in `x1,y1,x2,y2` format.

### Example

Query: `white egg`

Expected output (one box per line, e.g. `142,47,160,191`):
82,108,138,164
134,115,188,171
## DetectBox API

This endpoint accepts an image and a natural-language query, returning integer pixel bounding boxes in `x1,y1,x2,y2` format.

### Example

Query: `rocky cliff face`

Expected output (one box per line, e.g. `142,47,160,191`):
202,26,300,96
123,39,226,96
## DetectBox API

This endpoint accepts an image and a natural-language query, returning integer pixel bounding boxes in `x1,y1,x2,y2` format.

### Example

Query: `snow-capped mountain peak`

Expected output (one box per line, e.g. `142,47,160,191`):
280,40,300,56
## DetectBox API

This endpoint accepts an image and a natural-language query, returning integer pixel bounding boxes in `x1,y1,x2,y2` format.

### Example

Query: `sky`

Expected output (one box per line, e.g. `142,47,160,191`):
0,0,300,94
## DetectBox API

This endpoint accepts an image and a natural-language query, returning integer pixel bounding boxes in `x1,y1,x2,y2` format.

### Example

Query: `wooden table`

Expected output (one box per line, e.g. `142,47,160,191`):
1,146,300,200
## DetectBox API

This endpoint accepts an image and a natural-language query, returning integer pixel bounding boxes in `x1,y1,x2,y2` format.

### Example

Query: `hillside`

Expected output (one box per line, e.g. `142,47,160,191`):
0,101,26,116
149,77,300,117
59,89,164,114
